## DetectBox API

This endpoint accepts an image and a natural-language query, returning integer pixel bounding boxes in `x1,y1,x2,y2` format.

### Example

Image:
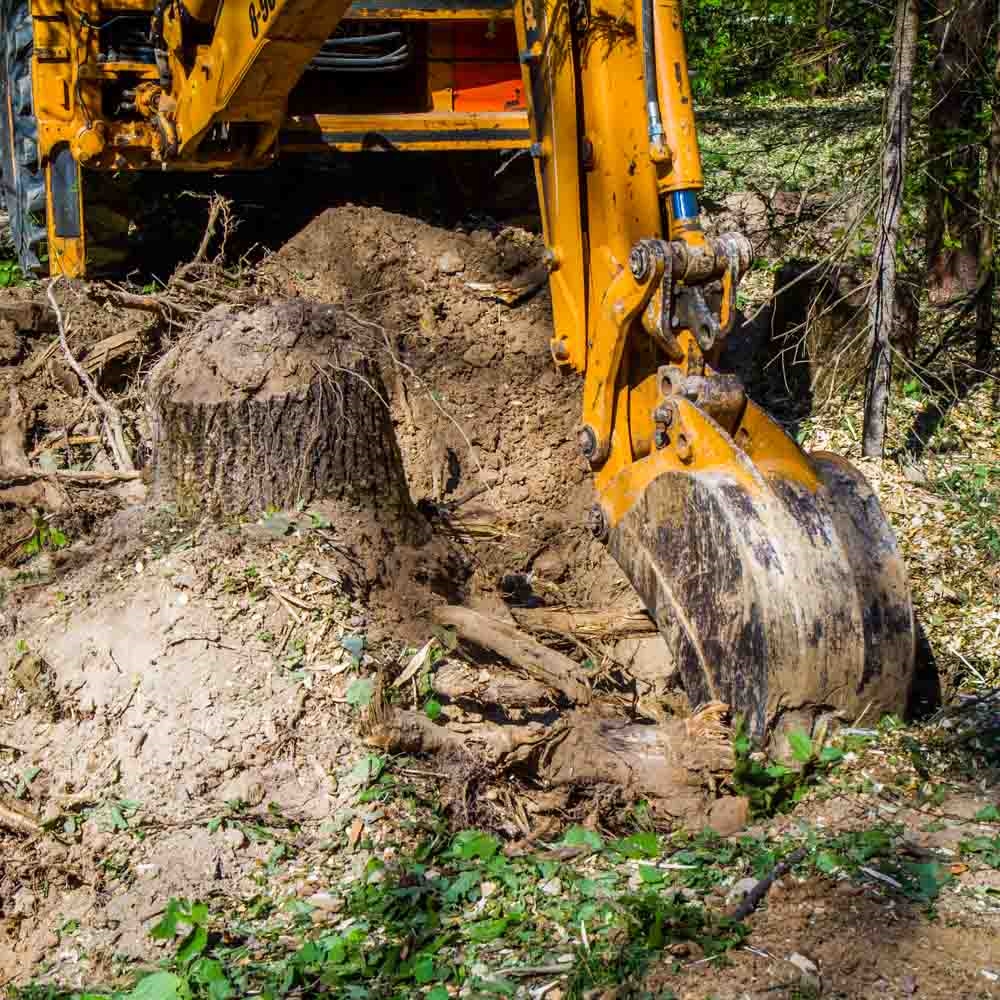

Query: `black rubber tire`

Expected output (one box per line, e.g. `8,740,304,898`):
0,0,46,275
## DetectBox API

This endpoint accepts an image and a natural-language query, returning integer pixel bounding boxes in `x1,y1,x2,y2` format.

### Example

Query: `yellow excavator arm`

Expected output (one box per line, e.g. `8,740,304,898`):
4,0,916,741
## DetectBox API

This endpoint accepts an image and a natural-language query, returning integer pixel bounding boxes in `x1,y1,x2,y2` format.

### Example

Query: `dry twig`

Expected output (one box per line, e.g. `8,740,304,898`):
46,280,135,472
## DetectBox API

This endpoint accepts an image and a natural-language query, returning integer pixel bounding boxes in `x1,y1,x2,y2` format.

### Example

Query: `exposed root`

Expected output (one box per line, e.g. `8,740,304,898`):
433,605,591,705
47,279,135,473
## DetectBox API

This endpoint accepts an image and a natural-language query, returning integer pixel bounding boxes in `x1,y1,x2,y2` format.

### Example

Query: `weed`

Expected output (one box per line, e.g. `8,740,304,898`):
731,718,845,816
936,464,1000,560
23,517,69,557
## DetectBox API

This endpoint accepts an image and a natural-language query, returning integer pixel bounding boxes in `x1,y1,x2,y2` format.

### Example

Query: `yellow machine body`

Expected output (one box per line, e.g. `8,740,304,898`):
4,0,916,740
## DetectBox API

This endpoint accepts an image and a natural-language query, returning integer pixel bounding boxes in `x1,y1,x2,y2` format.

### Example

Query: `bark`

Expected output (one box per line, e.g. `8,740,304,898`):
148,299,423,538
926,0,993,306
976,21,1000,368
862,0,920,457
432,605,591,705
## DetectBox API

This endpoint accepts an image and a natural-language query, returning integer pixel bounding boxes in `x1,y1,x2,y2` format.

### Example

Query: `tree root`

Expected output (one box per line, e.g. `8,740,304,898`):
433,605,591,705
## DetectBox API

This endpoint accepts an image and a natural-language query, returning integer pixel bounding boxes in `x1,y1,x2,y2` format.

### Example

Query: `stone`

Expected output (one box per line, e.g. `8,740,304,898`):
725,876,759,904
437,251,465,275
224,826,249,849
788,952,822,994
707,795,750,836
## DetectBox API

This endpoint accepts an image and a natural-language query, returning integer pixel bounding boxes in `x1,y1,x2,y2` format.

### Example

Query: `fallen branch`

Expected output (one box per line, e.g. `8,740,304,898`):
0,467,141,486
0,798,42,837
730,846,808,920
433,605,591,705
511,605,657,640
47,280,136,472
0,386,30,468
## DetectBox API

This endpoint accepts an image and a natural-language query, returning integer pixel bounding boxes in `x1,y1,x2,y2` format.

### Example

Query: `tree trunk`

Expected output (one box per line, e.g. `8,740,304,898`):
862,0,919,457
148,299,424,540
976,19,1000,369
926,0,992,306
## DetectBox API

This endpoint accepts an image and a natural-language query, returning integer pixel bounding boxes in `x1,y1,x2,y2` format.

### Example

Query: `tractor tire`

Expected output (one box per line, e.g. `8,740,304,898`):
0,0,46,275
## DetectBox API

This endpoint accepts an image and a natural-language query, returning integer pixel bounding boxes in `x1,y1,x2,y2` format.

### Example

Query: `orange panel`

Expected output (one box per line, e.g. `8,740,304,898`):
450,21,522,111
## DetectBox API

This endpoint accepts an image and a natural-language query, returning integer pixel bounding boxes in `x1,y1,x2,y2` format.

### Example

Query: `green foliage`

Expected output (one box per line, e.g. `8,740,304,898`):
731,717,845,817
0,259,25,287
23,517,69,557
936,465,1000,560
685,0,893,98
960,833,1000,868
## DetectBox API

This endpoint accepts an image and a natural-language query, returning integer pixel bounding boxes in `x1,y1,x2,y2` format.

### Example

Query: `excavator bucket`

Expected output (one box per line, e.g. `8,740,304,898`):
605,429,916,744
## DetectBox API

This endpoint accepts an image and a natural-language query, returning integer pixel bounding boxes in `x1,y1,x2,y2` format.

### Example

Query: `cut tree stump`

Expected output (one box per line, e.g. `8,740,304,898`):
148,299,424,538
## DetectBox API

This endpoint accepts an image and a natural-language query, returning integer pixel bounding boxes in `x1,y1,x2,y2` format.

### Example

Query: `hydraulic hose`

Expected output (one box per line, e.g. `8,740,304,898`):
641,0,665,148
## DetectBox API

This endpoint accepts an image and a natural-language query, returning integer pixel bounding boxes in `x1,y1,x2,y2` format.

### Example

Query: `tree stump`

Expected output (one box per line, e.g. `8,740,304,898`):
148,299,423,540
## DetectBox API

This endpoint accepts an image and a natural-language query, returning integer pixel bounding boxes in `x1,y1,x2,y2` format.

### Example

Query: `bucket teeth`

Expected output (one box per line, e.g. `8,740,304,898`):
606,453,915,743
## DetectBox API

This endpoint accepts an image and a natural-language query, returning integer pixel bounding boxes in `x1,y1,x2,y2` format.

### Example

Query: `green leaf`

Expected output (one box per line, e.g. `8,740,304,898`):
451,829,500,860
611,831,659,859
15,766,40,799
443,869,481,902
177,923,209,964
424,698,443,721
561,825,604,850
975,804,1000,823
787,729,813,764
427,989,450,1000
639,864,664,884
344,754,384,789
474,979,517,996
413,954,438,984
814,850,840,874
128,972,187,1000
150,899,184,940
341,635,366,659
346,677,374,708
466,917,509,942
191,959,233,1000
905,861,952,901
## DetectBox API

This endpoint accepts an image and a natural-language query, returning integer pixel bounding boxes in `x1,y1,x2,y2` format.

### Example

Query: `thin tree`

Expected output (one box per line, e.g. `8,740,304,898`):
975,15,1000,369
926,0,993,307
862,0,921,456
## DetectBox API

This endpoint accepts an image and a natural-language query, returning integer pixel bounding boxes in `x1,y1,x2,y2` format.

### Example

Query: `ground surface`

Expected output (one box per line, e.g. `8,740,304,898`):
1,98,999,999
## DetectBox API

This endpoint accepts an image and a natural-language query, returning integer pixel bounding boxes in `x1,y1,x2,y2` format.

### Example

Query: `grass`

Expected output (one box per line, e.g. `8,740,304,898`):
8,728,968,1000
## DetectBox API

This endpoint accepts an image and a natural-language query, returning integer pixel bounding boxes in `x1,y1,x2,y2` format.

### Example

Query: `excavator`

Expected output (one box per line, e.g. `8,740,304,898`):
0,0,916,742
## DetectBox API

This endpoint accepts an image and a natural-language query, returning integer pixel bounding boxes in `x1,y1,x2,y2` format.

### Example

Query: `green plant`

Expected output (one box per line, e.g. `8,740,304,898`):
0,259,25,287
731,718,844,816
23,517,69,556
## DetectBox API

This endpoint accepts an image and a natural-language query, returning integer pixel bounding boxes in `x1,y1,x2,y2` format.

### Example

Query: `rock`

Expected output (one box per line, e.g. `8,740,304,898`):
788,952,822,994
707,796,750,836
307,891,343,914
0,318,23,363
220,770,266,807
224,826,248,849
507,483,531,504
437,251,465,275
725,876,759,904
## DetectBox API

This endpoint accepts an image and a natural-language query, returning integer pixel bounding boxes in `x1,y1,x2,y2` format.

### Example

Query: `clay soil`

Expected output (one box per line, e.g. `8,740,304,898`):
0,194,998,998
